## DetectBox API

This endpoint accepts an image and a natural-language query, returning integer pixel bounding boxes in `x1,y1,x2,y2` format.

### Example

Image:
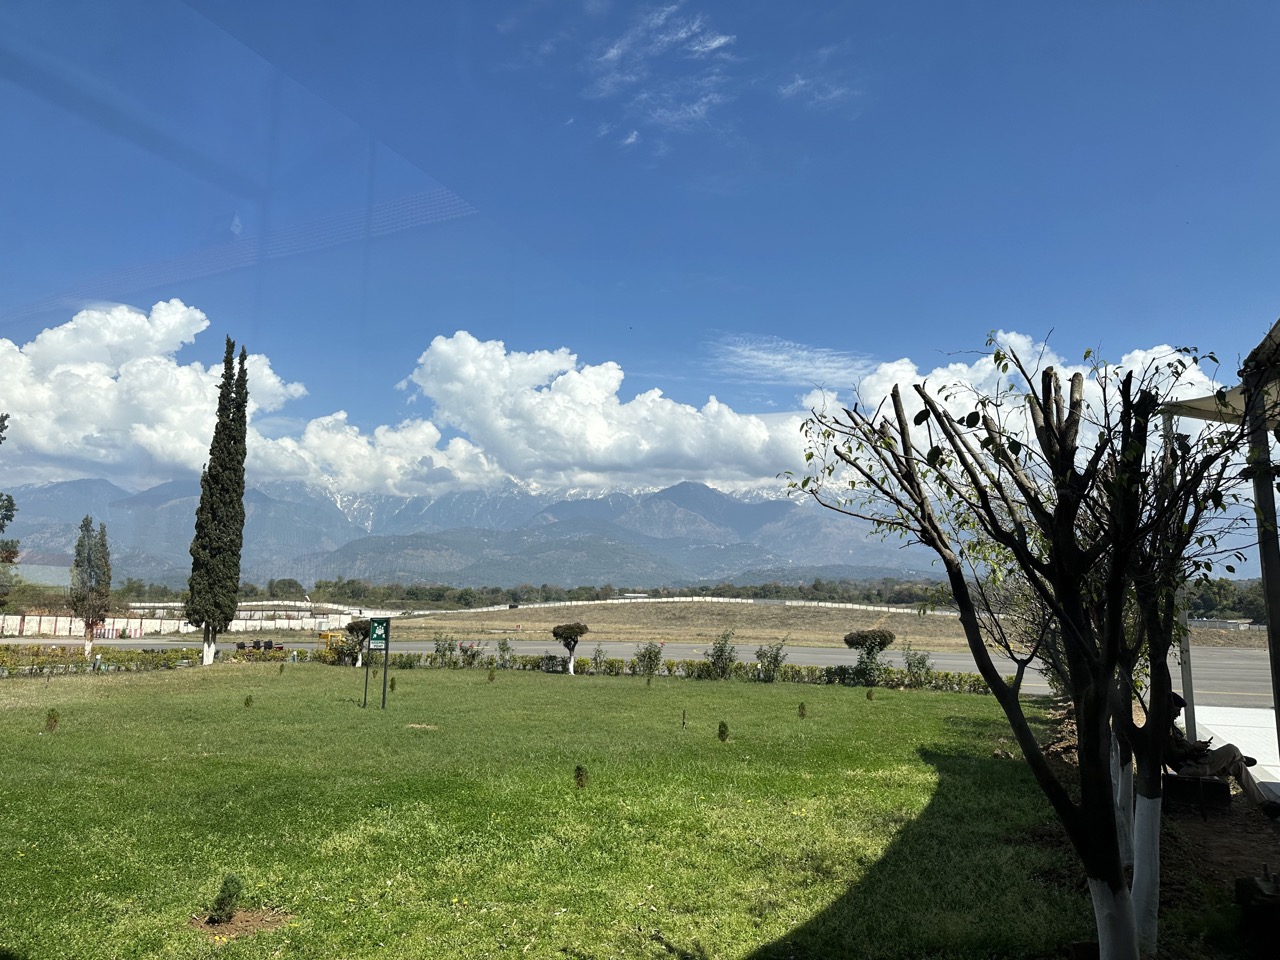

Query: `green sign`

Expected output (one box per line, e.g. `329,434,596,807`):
369,617,390,651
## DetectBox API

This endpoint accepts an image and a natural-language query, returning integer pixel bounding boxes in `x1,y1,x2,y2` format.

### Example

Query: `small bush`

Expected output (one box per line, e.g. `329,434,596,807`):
798,702,807,720
634,641,664,678
496,638,514,669
433,632,457,664
389,676,397,693
45,707,59,733
458,641,485,668
590,644,607,674
487,666,496,683
243,695,254,709
755,640,787,682
707,631,737,680
844,628,895,687
717,720,730,742
903,644,935,688
574,764,588,789
207,873,243,925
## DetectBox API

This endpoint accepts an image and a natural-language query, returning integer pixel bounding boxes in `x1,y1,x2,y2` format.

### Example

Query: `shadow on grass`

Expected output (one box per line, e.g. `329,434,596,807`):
728,744,1081,960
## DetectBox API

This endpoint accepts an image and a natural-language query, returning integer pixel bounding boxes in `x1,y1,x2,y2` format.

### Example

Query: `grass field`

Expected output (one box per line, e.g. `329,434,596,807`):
0,664,1092,959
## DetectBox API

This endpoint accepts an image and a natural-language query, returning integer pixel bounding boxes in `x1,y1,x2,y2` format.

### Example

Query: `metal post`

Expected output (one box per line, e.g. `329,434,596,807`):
362,641,370,709
1242,366,1280,757
1164,411,1198,740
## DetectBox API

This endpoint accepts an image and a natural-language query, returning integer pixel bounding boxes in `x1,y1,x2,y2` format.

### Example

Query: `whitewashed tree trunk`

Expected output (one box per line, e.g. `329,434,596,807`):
1088,879,1140,960
201,625,216,666
567,655,575,675
1111,734,1134,869
1130,795,1162,956
83,632,94,660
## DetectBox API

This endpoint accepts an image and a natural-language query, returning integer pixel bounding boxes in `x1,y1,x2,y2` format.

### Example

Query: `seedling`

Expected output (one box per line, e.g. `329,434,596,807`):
798,702,807,720
207,873,243,925
718,721,729,742
45,708,60,733
574,764,588,789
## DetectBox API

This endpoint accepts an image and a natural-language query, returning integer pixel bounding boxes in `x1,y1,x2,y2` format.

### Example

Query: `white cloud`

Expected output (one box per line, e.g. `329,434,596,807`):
622,129,640,145
0,304,1218,501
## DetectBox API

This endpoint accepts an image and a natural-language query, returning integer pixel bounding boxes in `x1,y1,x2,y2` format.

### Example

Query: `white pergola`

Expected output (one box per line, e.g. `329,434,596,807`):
1162,318,1280,751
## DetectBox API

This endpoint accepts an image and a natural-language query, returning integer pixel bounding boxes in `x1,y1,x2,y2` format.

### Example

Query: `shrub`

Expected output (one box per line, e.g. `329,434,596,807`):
717,720,729,742
496,638,514,669
574,764,588,789
433,631,457,664
389,676,397,693
634,641,664,678
755,640,787,682
45,707,59,733
207,873,243,925
798,702,807,720
487,666,496,683
458,641,485,668
902,644,935,688
590,643,607,675
243,695,253,709
707,630,737,680
844,628,895,687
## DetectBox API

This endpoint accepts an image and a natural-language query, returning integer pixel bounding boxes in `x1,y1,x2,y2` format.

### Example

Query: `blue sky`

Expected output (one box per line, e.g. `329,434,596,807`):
1,1,1278,496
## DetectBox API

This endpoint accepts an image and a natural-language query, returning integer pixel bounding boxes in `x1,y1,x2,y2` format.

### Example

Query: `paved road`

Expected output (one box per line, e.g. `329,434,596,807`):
67,637,1275,707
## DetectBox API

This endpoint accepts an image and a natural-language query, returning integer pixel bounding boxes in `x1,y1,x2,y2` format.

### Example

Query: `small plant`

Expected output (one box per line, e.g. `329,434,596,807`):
487,666,496,683
717,720,730,742
708,631,737,680
755,639,787,682
207,872,243,925
433,631,457,665
574,764,588,789
278,662,285,675
496,637,514,669
591,643,607,675
903,643,935,688
798,702,807,720
634,640,664,678
45,708,60,733
458,641,485,668
243,695,254,709
389,675,397,693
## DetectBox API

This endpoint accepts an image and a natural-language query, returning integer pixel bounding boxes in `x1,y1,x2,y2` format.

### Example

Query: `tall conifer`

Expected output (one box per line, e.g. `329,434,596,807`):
70,515,111,658
187,337,249,664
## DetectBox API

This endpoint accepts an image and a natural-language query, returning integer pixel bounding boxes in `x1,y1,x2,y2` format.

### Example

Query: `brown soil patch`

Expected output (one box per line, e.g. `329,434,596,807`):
1036,708,1280,914
189,908,292,939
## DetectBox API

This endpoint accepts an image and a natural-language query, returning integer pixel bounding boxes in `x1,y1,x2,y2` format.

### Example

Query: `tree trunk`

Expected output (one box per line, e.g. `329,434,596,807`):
83,622,94,660
201,623,215,666
1088,879,1141,960
567,654,575,675
1130,794,1162,956
1111,732,1134,869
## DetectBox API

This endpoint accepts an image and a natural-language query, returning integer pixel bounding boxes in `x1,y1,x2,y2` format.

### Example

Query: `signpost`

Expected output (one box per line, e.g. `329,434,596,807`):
363,617,391,709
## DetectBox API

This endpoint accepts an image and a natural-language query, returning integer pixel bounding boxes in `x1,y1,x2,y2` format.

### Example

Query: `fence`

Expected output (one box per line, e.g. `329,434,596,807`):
0,612,358,639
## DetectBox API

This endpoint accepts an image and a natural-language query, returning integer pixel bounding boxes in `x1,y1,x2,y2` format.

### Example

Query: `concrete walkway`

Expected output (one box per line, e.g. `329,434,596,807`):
1194,706,1280,803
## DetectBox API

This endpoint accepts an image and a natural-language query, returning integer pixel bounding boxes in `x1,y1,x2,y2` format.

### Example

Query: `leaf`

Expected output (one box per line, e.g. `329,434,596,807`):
913,408,930,425
965,411,980,428
1007,439,1022,457
926,446,943,467
1225,565,1235,574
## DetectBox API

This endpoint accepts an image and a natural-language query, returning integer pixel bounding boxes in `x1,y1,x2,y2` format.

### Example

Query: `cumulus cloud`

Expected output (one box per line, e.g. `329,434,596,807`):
0,302,1221,500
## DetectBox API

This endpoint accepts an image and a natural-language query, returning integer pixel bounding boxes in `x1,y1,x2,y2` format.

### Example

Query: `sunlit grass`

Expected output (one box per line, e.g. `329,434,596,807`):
0,665,1086,958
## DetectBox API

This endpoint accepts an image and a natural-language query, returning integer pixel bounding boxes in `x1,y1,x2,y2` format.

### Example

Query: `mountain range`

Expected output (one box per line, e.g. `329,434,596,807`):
5,478,937,588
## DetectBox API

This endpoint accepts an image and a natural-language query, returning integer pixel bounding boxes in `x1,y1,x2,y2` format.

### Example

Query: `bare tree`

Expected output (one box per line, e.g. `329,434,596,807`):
792,341,1246,959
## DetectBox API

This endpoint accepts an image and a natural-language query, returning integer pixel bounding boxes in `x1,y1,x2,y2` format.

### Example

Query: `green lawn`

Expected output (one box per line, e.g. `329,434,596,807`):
0,665,1087,959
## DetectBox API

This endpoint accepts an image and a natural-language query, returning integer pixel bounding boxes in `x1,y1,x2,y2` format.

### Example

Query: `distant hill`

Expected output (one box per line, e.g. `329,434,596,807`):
5,478,936,588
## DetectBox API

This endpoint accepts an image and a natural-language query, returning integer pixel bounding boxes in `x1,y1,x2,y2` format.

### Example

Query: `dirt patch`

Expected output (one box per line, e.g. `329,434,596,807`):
189,908,292,940
1035,708,1280,908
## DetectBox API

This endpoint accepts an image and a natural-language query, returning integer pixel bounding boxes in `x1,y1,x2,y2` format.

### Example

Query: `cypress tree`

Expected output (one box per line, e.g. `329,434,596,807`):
0,413,16,611
70,515,111,658
187,337,249,664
